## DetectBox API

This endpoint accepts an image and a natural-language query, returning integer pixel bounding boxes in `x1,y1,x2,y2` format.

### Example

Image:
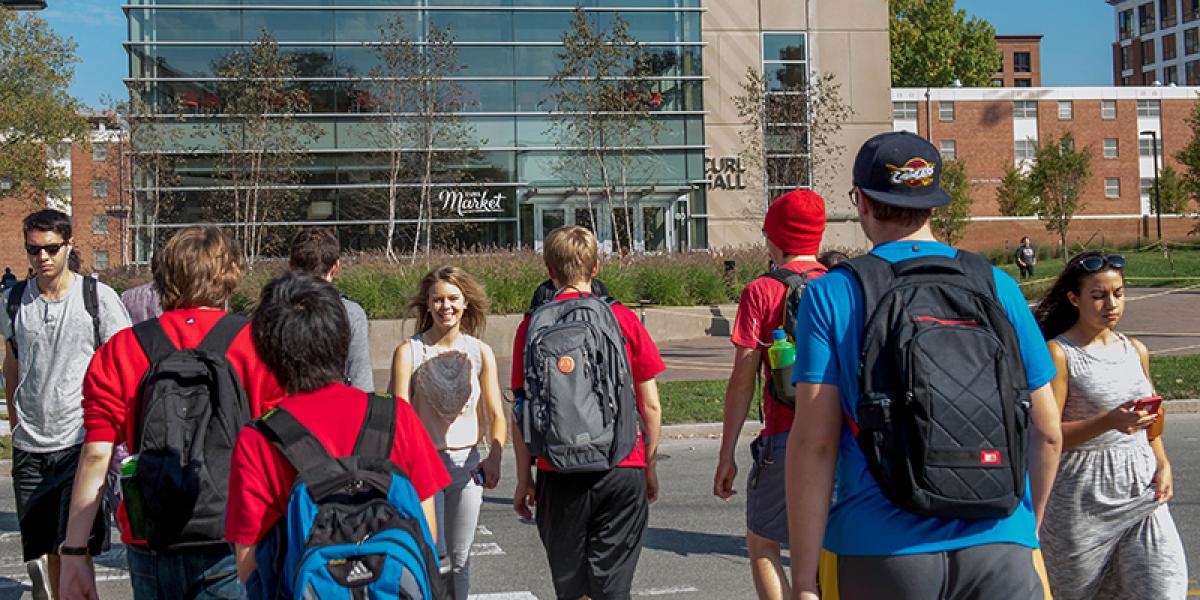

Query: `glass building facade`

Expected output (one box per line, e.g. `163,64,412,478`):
125,0,706,259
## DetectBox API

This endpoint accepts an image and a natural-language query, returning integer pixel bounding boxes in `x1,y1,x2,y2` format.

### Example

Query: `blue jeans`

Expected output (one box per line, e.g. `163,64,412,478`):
125,544,241,600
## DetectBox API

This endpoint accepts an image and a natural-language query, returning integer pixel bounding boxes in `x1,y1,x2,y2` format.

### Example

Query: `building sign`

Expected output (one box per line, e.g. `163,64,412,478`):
438,188,507,217
705,156,747,191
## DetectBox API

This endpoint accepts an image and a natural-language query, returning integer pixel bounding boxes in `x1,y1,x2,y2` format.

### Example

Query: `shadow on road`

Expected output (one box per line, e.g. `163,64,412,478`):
644,526,756,559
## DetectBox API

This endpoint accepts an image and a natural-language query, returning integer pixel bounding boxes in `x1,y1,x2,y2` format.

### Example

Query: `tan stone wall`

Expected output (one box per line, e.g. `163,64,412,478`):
701,0,889,252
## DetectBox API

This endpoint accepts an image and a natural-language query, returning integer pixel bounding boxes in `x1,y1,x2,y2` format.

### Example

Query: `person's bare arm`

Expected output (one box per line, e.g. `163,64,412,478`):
785,382,841,600
511,418,536,520
714,346,760,499
1133,338,1173,501
1027,382,1062,530
638,378,662,503
421,497,437,543
389,341,413,399
477,343,507,488
58,441,114,600
235,544,257,583
4,343,17,431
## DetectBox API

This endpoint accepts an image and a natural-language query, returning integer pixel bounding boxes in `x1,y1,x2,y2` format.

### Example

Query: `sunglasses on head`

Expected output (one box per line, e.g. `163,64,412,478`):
1079,254,1125,272
25,243,65,257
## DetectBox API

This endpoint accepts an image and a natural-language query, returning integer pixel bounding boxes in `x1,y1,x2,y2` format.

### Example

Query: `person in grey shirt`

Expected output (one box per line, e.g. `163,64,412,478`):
288,228,374,393
120,280,163,325
1,210,131,598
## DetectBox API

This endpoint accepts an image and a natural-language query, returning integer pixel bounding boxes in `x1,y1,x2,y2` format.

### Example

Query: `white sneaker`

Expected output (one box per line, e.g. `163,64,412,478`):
26,555,51,600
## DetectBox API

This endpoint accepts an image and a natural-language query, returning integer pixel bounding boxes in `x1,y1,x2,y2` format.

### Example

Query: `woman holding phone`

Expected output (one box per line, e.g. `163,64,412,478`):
1034,251,1186,600
391,266,507,600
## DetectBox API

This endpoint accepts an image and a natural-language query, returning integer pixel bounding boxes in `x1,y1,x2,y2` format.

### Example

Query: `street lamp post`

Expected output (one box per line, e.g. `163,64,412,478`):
1140,130,1163,240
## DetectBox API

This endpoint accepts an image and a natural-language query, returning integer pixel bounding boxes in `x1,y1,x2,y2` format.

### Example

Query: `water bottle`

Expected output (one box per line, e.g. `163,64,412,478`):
767,329,796,404
120,455,148,541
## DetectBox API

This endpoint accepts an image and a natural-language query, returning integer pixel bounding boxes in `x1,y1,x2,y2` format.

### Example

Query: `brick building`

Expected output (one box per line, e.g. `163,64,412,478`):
994,35,1043,88
1109,0,1200,86
0,114,130,276
892,86,1198,252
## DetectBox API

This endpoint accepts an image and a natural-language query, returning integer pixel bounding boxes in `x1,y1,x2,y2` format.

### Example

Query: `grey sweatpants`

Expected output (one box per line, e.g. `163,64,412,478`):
830,543,1047,600
435,447,483,600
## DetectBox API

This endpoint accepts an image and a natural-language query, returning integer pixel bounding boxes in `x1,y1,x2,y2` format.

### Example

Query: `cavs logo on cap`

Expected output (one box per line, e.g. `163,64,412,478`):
885,158,936,188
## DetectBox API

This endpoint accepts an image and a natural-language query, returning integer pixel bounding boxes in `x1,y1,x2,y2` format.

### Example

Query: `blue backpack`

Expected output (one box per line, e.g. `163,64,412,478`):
246,394,447,600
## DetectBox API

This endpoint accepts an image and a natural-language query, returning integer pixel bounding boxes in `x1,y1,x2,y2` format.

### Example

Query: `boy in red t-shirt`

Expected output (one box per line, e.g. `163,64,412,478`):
511,225,664,600
225,271,449,584
59,227,287,600
713,190,827,600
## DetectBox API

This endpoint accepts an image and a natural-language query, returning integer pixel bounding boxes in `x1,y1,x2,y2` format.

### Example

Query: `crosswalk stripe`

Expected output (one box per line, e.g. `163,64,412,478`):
635,586,700,596
468,593,538,600
471,542,505,556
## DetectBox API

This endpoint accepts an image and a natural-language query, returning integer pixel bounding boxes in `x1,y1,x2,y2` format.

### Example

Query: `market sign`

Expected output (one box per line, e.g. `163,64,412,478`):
438,188,508,217
705,156,747,191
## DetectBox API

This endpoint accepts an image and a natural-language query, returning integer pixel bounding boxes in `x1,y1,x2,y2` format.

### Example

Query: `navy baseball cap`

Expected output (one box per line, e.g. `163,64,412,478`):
852,131,951,209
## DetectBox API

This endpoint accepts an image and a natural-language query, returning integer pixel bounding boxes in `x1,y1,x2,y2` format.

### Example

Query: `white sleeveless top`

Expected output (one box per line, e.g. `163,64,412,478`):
408,333,483,450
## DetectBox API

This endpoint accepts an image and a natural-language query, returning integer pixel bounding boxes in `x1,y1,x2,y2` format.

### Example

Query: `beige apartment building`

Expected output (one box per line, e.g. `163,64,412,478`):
702,0,892,249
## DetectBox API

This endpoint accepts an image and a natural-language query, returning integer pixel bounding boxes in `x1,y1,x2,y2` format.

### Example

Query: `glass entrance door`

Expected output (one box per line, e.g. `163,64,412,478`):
532,200,675,254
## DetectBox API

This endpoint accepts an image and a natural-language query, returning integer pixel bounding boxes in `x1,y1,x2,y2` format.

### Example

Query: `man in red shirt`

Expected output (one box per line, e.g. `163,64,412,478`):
59,227,286,600
511,225,664,600
223,271,449,585
713,190,827,600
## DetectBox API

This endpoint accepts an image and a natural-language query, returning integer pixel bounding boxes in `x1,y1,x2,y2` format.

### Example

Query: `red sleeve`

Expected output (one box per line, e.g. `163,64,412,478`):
510,317,529,390
392,400,450,501
82,330,140,444
225,425,293,545
233,326,286,417
731,282,768,350
615,307,665,383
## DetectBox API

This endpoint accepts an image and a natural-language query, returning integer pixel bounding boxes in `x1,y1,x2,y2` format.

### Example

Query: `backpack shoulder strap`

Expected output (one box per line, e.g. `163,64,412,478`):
133,318,178,364
6,280,26,357
954,250,1002,300
253,408,344,485
835,253,894,314
353,393,397,461
83,276,101,350
197,313,250,355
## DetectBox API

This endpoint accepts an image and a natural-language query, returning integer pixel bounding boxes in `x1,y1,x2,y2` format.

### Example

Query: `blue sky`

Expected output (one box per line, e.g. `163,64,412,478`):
42,0,1115,108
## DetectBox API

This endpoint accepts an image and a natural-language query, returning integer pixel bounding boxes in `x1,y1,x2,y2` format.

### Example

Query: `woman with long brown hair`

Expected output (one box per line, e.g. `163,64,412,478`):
389,266,506,600
1035,251,1186,599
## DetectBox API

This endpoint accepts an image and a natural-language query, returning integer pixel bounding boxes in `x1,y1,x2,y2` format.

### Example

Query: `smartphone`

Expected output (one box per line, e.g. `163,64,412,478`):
470,466,486,486
1133,396,1163,414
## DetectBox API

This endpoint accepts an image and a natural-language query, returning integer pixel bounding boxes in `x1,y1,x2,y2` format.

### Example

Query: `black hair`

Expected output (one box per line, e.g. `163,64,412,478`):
1034,251,1125,341
252,271,350,394
818,250,850,268
23,209,72,241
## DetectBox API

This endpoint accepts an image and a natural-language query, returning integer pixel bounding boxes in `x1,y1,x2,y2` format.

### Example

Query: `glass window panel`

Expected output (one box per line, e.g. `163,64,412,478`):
335,46,378,78
515,46,561,77
763,33,805,62
463,116,517,147
430,11,514,43
458,46,514,77
456,81,515,112
516,81,556,111
513,12,574,42
284,47,336,77
766,64,808,90
335,11,408,41
516,116,557,146
138,9,242,42
131,45,231,79
242,11,334,42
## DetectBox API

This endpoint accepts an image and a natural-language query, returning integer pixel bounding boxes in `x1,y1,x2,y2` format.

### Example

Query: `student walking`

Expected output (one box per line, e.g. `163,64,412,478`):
1035,252,1187,599
390,266,507,600
785,132,1064,600
511,225,664,600
226,272,450,598
713,189,827,600
1017,236,1038,280
288,228,374,392
1,209,131,600
58,226,285,600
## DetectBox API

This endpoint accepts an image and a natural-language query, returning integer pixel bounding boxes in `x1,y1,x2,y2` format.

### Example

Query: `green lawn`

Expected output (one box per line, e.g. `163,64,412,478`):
658,353,1200,425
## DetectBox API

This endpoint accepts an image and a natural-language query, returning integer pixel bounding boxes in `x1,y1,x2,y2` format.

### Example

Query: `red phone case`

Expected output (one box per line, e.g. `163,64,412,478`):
1134,396,1162,414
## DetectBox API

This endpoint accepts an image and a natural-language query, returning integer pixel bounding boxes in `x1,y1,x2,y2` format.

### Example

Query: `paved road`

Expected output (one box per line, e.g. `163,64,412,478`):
2,416,1198,599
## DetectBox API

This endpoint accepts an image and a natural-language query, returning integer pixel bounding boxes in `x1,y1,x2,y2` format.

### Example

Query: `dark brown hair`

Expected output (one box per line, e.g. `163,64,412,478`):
863,194,933,228
289,228,340,277
1034,251,1125,340
406,266,490,337
154,226,244,311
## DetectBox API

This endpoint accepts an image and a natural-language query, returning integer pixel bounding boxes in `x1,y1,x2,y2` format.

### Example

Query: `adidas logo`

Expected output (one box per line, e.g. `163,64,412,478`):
346,560,374,584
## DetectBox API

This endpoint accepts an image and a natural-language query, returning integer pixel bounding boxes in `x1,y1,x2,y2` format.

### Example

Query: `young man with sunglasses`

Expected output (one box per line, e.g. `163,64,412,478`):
785,132,1063,599
1,210,131,599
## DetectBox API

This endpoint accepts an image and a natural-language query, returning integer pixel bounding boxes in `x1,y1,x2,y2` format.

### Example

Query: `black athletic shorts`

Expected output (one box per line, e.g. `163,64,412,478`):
535,467,649,600
13,445,109,562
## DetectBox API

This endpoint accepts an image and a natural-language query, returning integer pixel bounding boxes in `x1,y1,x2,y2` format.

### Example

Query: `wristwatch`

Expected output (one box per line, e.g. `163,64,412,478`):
57,542,89,556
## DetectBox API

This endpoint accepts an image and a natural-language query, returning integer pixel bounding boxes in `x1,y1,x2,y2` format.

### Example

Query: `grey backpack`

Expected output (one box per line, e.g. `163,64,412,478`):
519,293,639,472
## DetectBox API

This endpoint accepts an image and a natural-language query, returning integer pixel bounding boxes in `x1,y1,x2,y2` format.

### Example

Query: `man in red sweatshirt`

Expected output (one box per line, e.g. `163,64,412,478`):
58,227,285,600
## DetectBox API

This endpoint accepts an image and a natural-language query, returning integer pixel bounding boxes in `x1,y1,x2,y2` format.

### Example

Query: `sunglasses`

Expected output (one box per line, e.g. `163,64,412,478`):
25,243,65,257
1079,254,1126,272
847,188,861,207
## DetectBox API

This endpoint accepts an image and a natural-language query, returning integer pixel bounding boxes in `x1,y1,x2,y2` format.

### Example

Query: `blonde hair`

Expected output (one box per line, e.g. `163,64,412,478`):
543,225,598,285
406,266,490,337
154,226,244,311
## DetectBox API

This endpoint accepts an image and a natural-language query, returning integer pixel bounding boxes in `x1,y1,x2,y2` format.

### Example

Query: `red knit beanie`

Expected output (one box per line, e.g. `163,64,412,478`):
762,189,826,256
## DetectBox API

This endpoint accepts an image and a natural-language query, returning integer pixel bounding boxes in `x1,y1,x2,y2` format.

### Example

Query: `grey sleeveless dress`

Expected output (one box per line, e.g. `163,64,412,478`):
1041,334,1187,600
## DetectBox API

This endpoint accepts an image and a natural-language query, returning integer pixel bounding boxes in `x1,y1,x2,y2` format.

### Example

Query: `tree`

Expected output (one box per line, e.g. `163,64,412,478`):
732,68,853,214
1155,165,1192,215
931,159,973,245
1028,132,1091,259
889,0,1001,88
110,92,187,263
1173,95,1200,234
995,163,1038,216
209,31,321,263
0,8,87,203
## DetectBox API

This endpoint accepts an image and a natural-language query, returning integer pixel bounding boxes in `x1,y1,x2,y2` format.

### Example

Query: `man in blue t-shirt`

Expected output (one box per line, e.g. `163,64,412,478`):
785,132,1064,600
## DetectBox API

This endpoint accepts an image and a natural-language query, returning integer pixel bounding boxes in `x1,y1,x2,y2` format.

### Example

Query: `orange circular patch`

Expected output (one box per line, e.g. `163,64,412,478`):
557,356,576,374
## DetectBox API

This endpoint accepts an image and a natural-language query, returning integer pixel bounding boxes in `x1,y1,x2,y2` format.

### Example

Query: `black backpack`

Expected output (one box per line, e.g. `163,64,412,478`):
5,277,100,359
839,252,1031,520
758,268,820,409
518,292,639,472
131,313,252,550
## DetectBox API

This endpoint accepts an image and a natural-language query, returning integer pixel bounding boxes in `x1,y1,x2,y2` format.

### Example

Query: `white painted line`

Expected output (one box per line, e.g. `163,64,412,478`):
0,574,129,589
476,525,493,536
0,531,20,542
468,593,539,600
471,542,505,556
634,586,700,596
